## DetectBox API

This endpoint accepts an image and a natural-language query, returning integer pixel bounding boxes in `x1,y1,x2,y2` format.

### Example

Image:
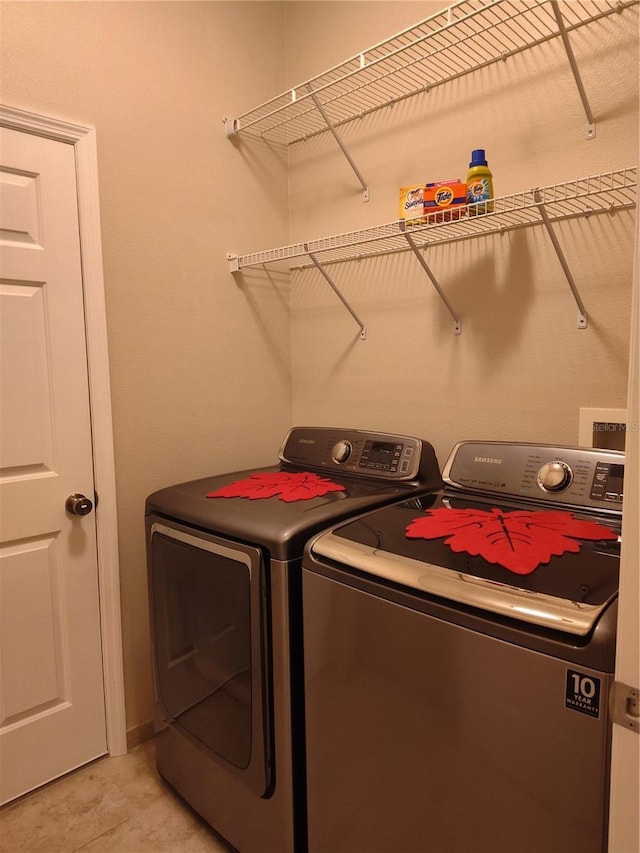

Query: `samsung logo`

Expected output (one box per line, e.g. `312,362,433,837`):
298,438,315,445
475,456,503,464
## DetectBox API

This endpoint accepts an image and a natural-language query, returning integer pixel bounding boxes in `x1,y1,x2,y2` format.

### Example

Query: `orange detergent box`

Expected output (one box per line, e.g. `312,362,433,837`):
424,179,467,220
400,179,466,224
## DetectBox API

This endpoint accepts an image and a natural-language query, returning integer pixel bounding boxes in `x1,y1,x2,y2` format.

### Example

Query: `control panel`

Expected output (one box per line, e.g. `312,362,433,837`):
443,441,625,512
279,427,424,480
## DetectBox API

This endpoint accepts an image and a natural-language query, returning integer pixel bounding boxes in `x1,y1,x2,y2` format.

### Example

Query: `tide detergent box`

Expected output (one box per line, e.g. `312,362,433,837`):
424,179,467,220
399,180,467,224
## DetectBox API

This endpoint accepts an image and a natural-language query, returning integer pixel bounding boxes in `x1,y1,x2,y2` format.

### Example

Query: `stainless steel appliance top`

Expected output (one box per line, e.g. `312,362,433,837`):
308,441,624,638
146,427,442,561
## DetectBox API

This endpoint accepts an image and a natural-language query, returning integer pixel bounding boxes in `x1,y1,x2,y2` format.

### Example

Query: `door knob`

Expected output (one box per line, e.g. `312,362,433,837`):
66,493,93,516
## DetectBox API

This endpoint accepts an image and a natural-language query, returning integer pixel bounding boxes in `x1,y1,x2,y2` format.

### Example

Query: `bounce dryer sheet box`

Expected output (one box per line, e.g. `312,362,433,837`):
424,179,467,221
399,184,427,224
399,180,467,225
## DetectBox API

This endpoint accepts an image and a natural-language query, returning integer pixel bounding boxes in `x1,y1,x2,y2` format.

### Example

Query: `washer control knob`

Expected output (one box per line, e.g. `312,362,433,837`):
537,461,573,493
331,440,352,464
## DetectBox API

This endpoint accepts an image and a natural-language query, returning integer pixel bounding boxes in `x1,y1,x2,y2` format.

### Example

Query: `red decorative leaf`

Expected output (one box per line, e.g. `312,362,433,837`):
406,507,617,575
206,471,346,502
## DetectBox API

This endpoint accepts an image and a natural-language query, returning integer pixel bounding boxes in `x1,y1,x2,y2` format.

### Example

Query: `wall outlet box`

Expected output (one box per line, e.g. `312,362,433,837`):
579,408,628,452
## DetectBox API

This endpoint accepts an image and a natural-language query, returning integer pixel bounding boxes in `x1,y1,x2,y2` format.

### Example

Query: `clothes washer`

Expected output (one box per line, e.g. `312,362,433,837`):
145,427,442,853
303,440,624,853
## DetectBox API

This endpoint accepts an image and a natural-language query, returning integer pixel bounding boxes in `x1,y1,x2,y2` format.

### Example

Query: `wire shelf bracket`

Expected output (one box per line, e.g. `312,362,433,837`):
551,1,596,139
306,85,370,202
306,247,367,340
228,248,366,338
534,190,588,329
404,231,462,334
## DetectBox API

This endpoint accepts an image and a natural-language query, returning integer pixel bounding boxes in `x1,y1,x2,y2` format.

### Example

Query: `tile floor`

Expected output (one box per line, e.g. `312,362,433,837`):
0,740,232,852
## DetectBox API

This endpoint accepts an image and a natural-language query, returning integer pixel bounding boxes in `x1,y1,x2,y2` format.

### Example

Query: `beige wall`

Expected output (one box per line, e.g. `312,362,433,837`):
285,1,639,468
1,0,638,737
1,1,292,733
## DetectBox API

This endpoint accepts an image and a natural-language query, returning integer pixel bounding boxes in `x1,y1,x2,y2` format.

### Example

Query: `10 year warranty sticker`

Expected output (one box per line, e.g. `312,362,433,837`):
565,669,601,719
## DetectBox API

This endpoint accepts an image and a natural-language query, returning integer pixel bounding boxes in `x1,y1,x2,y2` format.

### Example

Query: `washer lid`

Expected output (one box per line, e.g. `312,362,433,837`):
309,495,621,636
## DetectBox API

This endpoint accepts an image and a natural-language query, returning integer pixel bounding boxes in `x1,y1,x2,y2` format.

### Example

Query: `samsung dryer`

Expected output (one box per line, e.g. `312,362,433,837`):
145,426,442,853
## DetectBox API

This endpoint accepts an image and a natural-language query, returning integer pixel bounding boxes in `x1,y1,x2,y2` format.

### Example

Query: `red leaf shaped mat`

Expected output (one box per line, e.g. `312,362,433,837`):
406,507,618,575
206,471,346,502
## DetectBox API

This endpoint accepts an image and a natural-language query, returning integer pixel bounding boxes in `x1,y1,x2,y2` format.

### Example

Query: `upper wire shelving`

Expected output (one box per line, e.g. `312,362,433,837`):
225,0,638,337
224,0,637,148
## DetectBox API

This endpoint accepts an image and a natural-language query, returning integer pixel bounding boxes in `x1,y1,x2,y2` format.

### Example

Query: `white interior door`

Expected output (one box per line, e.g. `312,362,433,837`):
0,126,107,804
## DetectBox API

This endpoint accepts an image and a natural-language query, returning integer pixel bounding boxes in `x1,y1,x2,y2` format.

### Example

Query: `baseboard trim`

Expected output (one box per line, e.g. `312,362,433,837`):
126,719,155,751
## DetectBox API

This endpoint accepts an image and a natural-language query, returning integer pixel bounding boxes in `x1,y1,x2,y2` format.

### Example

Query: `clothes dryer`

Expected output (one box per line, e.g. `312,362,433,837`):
145,427,442,853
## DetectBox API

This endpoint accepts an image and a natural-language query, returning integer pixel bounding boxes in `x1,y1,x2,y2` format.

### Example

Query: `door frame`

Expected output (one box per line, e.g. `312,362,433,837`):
607,175,640,852
1,104,127,756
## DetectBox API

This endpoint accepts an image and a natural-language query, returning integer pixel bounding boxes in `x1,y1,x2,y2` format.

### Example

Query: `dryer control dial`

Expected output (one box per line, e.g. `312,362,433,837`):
331,440,352,464
537,460,573,493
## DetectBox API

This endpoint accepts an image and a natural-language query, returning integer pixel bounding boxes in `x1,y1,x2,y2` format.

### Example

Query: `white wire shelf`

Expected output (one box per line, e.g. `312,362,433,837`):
228,167,638,272
225,0,637,146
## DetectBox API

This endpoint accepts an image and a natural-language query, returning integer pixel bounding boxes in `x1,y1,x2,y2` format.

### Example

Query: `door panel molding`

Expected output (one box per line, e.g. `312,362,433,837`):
0,103,126,756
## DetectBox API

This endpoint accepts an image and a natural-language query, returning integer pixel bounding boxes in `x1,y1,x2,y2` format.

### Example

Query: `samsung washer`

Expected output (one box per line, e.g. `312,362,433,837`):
303,441,624,853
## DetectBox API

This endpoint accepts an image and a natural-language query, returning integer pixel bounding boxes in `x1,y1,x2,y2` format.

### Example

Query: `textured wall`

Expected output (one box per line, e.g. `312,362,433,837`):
1,0,292,732
284,1,638,469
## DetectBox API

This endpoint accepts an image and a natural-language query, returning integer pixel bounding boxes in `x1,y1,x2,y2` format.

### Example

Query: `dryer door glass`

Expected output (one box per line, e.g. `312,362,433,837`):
148,520,271,796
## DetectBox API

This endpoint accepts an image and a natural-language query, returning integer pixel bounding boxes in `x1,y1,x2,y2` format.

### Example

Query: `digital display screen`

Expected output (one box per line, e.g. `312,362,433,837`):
359,440,408,474
367,441,398,462
590,461,624,502
607,464,624,490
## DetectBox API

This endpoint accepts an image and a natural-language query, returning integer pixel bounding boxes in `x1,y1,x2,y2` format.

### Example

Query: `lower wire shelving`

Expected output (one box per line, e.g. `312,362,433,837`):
227,166,638,337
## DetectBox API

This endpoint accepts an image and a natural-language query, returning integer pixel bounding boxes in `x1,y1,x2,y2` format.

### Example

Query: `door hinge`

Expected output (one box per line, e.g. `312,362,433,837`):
610,681,639,733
